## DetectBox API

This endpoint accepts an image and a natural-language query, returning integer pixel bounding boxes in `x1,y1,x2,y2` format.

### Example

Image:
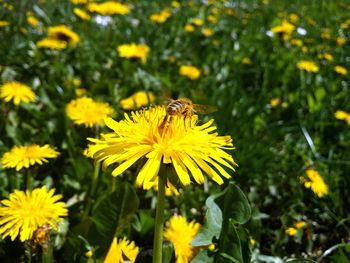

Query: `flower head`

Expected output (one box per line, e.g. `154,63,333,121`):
334,65,347,76
301,168,328,198
285,227,297,236
202,28,213,37
117,43,150,63
335,110,350,125
150,9,171,23
86,106,236,190
1,144,59,171
271,20,295,35
66,97,115,128
164,215,201,263
47,25,80,45
104,237,139,263
297,60,319,73
184,24,195,32
0,186,68,241
120,91,155,110
87,1,129,15
0,21,10,27
74,8,91,21
179,65,201,80
37,38,67,49
0,81,35,105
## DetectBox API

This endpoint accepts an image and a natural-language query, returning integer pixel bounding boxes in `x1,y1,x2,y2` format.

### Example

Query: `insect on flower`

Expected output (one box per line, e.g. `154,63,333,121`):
31,224,53,252
159,97,217,132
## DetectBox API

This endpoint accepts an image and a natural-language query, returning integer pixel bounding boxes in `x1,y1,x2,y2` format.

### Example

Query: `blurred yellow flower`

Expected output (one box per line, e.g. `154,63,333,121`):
321,31,331,40
318,53,333,61
335,110,350,125
336,36,346,46
290,39,303,46
71,0,89,4
241,57,251,65
104,237,139,263
47,25,80,46
334,65,347,75
27,14,39,27
270,98,281,108
184,24,195,32
0,186,67,242
150,9,171,23
36,38,67,49
192,18,204,26
86,106,236,189
171,1,180,8
202,27,213,37
117,43,150,63
1,144,59,171
302,168,328,198
285,227,297,236
66,97,115,128
74,8,91,20
0,81,35,105
164,215,201,263
87,1,129,15
297,60,319,73
249,236,256,247
289,13,299,24
75,88,87,97
120,91,155,110
294,221,306,229
226,9,235,16
179,65,201,80
207,15,217,23
0,21,10,27
271,20,295,35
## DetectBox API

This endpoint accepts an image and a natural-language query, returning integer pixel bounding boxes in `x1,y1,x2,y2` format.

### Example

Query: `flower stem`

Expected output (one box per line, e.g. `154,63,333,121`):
26,169,32,191
42,244,53,263
83,162,100,220
152,173,166,263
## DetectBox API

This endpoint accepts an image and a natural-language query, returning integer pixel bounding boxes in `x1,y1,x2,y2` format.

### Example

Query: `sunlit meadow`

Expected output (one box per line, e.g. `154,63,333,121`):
0,0,349,262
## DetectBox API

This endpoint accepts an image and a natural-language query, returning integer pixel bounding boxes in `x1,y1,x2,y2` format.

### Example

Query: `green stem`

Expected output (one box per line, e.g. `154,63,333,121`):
42,244,53,263
152,173,166,263
26,169,32,191
83,162,100,219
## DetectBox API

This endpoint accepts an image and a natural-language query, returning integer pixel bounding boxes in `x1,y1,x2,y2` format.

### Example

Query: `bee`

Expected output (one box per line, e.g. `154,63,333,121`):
31,224,53,252
159,98,217,131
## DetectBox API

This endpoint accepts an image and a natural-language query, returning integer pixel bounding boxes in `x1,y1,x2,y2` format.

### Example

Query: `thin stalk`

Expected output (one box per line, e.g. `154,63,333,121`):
41,244,53,263
152,173,166,263
26,169,32,191
82,162,100,220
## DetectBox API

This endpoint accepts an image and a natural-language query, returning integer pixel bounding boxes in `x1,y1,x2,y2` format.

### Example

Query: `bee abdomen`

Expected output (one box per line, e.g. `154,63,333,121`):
167,101,184,115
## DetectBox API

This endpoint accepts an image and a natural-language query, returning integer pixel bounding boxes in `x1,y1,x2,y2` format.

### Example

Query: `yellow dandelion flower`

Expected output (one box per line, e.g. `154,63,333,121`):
86,106,236,190
117,43,150,63
297,60,319,73
207,15,217,23
74,8,91,21
70,0,89,4
285,227,297,236
120,91,155,110
336,36,346,46
47,25,80,46
334,65,347,76
192,18,204,26
66,97,115,128
164,215,201,263
85,250,93,258
271,20,295,35
150,9,171,23
179,65,201,80
184,24,195,33
302,168,329,198
87,1,129,15
294,220,306,229
249,236,256,247
226,9,235,16
0,21,10,27
202,27,213,37
335,110,350,125
36,37,67,50
241,57,251,65
321,31,331,40
291,39,303,46
318,53,333,61
104,237,139,263
0,186,68,242
270,98,281,108
289,13,299,24
0,81,35,105
27,15,39,27
171,1,180,8
1,144,59,171
75,88,87,97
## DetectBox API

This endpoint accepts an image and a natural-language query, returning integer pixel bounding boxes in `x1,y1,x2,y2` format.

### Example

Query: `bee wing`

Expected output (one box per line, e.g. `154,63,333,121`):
193,104,218,114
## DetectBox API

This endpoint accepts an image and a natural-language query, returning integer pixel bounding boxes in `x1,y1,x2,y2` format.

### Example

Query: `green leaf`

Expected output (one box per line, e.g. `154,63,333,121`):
224,183,251,224
285,259,316,263
191,196,223,246
192,250,214,263
88,182,139,256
